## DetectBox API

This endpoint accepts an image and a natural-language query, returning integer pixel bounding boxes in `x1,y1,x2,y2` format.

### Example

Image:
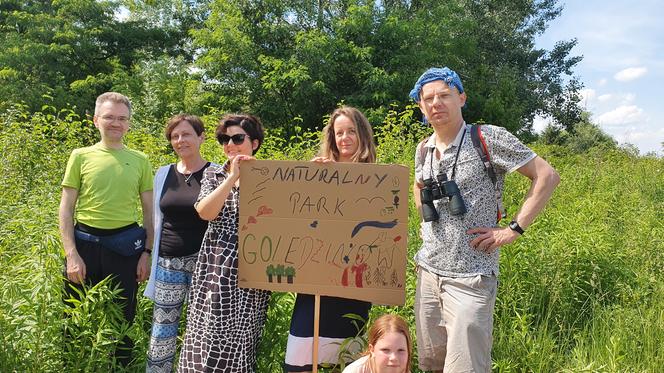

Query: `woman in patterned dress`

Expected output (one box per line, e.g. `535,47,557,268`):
177,114,270,372
144,114,213,372
284,106,376,372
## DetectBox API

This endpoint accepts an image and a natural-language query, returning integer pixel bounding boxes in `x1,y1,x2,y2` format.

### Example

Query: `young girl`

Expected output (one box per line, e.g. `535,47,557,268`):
343,314,412,373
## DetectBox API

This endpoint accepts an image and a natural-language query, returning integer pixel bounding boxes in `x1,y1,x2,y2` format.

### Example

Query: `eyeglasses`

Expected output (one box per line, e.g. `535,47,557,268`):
421,92,453,105
218,133,248,145
100,115,130,124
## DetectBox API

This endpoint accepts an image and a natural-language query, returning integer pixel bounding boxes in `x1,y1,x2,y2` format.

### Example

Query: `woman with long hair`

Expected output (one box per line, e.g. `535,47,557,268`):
285,106,376,372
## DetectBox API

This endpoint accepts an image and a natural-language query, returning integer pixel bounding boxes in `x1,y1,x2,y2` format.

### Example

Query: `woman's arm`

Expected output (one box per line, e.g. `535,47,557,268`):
196,155,253,221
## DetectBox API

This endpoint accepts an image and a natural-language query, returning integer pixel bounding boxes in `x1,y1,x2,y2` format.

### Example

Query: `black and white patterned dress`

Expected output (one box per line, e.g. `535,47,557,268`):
177,163,271,372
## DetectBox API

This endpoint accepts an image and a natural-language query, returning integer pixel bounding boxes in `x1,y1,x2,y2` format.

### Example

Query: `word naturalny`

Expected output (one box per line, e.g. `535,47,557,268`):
238,160,409,306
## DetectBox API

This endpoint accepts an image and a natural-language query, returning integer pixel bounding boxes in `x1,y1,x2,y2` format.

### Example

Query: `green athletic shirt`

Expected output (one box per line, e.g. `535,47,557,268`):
62,143,153,229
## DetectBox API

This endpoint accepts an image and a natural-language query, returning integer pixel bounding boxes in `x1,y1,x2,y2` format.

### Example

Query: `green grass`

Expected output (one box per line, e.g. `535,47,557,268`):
1,105,662,372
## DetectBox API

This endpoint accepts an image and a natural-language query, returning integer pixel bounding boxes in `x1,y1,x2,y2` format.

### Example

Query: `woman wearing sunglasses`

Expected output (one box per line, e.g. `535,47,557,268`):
177,114,270,372
285,106,376,372
144,114,213,372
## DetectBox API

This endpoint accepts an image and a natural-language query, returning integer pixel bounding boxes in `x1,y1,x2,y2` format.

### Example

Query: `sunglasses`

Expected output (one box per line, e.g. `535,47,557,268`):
218,133,248,145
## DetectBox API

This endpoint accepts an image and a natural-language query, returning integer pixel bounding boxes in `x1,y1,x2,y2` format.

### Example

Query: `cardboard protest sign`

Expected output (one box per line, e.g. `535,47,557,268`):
238,159,409,306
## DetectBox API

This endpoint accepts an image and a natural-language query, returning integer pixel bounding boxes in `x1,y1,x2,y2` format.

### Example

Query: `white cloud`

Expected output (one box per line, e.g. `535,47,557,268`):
593,92,636,106
532,115,552,133
622,131,648,142
610,126,649,142
596,105,646,126
580,88,596,102
597,124,663,156
598,78,608,86
620,93,636,104
579,88,596,108
614,67,648,82
597,94,612,102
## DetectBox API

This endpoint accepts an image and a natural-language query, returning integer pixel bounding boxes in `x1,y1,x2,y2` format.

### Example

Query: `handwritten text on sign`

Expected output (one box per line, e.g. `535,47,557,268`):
238,160,409,306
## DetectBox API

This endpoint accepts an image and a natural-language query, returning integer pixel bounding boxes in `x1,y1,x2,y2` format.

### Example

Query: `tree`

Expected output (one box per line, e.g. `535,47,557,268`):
540,123,569,146
566,120,616,153
429,0,583,135
192,0,582,137
1,0,583,138
285,266,296,283
275,264,285,283
0,0,184,114
539,111,617,153
266,264,275,282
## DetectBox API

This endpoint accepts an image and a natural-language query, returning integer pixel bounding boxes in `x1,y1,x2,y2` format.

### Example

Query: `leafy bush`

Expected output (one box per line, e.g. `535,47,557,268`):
0,104,662,372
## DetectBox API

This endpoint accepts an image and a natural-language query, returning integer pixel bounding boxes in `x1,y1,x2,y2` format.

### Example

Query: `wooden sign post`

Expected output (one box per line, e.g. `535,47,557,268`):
312,294,320,372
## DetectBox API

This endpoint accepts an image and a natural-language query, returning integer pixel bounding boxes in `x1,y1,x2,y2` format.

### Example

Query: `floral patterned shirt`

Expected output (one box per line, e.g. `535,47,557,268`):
414,123,536,277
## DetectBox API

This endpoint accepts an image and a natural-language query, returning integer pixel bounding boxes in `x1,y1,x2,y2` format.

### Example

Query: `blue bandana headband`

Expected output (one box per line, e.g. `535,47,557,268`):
409,67,465,102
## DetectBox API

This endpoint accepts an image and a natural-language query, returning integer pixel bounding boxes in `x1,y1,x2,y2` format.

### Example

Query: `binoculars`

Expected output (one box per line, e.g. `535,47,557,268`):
420,172,467,222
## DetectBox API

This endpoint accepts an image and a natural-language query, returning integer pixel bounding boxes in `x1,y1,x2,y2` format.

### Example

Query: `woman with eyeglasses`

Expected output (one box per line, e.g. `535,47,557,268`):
177,114,271,372
144,114,213,372
285,106,376,372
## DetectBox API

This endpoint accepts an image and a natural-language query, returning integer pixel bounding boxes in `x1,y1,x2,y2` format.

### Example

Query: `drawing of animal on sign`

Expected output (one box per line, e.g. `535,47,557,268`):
238,159,409,306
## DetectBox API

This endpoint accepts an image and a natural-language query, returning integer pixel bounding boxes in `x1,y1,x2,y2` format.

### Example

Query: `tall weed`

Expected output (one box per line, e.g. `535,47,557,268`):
0,105,662,372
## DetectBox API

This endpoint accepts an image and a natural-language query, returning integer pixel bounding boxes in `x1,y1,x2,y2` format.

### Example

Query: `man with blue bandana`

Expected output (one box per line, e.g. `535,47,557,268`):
410,67,560,372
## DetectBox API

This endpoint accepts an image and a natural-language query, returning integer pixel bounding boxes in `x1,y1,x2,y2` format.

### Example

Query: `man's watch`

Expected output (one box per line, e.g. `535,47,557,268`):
509,220,525,235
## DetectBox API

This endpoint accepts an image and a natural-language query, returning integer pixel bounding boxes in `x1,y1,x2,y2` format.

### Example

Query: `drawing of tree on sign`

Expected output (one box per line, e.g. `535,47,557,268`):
285,266,296,283
373,267,387,286
266,264,275,283
391,269,399,287
276,264,285,283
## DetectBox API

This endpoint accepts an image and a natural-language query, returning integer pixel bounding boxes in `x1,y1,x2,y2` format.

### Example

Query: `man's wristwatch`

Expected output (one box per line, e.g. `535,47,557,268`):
509,220,525,235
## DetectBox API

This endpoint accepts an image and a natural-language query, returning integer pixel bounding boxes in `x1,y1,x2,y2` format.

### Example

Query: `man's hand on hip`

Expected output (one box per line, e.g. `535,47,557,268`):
467,226,520,253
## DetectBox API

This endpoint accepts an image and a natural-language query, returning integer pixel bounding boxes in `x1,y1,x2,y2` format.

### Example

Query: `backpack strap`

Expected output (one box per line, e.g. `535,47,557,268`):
416,138,430,177
469,124,506,222
417,138,428,162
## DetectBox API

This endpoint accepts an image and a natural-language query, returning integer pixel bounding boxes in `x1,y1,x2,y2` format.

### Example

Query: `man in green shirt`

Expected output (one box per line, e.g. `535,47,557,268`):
59,92,153,365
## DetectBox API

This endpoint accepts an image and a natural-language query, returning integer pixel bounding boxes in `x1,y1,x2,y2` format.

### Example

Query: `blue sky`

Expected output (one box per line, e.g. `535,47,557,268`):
535,0,664,155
